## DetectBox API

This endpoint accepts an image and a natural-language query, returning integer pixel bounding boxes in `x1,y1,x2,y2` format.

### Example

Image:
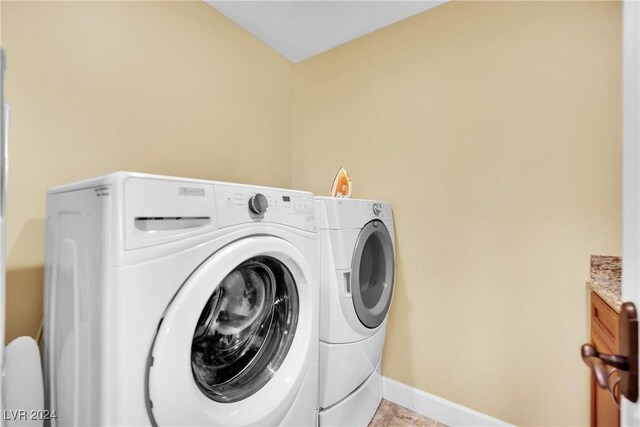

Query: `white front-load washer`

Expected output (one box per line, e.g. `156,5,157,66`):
315,197,395,427
43,172,319,426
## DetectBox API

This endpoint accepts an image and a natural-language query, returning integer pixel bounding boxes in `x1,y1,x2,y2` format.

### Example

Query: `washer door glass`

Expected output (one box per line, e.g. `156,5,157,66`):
191,256,299,403
351,220,394,328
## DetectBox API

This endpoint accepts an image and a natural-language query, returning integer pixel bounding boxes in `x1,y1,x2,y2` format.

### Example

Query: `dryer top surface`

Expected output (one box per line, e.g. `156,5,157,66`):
315,197,393,230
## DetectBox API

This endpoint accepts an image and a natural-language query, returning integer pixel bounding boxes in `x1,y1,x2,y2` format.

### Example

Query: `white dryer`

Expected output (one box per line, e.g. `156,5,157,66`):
43,172,319,426
315,197,395,427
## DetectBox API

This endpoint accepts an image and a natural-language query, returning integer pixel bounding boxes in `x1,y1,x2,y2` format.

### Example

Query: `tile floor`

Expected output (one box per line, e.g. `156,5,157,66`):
368,399,447,427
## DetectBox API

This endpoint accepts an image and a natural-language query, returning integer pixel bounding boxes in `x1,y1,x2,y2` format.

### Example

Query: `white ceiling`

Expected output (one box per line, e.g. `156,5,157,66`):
206,1,448,63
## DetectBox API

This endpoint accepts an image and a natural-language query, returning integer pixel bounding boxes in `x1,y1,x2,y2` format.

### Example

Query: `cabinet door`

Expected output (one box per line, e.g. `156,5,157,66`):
592,293,620,351
591,330,620,427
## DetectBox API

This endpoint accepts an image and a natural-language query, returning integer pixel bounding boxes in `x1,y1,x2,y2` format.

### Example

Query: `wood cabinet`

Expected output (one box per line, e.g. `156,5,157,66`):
590,292,620,427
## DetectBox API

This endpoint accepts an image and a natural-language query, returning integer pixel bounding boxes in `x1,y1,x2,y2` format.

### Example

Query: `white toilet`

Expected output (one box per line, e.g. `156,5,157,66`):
1,337,44,427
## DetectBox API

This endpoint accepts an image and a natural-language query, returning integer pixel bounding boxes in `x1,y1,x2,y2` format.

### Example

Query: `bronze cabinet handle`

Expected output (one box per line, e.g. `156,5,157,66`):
581,301,638,403
581,343,628,388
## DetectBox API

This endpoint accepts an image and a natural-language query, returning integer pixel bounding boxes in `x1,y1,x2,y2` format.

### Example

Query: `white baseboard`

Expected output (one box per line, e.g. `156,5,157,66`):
382,377,512,427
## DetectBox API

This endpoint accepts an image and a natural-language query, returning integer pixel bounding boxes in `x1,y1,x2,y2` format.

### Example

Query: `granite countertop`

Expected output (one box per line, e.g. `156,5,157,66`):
587,255,622,313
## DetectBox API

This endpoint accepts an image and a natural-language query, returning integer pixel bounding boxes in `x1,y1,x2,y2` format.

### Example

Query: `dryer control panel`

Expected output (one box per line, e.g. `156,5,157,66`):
215,184,316,232
360,200,393,222
317,197,393,230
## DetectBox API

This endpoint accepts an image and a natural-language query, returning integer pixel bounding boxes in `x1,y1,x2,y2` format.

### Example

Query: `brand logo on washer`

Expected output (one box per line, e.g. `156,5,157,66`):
179,187,205,197
372,203,382,216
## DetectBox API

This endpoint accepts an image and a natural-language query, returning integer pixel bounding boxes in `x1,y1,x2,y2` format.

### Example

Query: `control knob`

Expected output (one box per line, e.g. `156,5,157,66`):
249,193,268,215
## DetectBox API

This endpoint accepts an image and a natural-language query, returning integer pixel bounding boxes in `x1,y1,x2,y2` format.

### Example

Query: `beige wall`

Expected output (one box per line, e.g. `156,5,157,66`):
1,0,293,342
292,1,621,426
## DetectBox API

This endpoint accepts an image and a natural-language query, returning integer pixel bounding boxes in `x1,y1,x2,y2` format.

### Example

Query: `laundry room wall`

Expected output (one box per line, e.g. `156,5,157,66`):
1,1,293,343
291,1,621,426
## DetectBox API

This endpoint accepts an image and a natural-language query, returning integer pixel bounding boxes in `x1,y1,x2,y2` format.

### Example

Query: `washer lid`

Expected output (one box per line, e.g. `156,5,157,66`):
146,236,313,426
351,220,395,329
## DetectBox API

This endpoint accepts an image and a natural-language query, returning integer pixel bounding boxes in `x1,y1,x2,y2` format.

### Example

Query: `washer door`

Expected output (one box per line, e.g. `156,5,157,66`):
351,220,395,329
147,236,313,426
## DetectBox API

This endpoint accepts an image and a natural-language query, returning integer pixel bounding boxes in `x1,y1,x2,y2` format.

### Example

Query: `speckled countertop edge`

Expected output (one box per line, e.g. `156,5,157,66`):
587,279,622,313
588,255,622,313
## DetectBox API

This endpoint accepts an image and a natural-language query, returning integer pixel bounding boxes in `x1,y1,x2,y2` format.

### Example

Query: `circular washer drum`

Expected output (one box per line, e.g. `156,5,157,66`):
191,256,299,403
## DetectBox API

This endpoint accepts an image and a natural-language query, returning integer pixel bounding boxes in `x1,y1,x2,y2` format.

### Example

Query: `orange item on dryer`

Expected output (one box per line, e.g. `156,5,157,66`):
330,167,352,198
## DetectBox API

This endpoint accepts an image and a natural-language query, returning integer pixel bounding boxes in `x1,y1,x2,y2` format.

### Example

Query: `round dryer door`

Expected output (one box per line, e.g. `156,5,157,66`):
146,236,314,426
351,220,395,329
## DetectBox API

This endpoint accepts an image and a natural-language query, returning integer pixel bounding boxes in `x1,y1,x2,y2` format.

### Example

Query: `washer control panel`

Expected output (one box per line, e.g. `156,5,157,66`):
215,184,315,232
